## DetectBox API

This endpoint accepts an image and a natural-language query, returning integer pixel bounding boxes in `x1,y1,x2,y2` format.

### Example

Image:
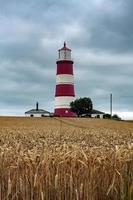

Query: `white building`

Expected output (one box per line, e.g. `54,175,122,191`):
81,109,105,119
25,102,50,117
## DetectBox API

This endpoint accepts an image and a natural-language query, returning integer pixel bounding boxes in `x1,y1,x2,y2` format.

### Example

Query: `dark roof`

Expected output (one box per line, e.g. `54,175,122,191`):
82,110,105,116
59,42,71,51
25,109,50,114
89,109,105,114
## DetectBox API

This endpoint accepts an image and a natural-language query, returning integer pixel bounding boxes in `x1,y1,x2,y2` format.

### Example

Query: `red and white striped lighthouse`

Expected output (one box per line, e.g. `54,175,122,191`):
54,42,76,117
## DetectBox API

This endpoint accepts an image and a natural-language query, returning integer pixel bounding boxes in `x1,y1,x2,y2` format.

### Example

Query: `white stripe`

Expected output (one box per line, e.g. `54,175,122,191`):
55,105,70,109
55,96,75,108
56,74,74,85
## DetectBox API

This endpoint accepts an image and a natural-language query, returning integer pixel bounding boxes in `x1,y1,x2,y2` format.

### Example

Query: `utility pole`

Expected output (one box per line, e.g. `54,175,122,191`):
110,93,112,117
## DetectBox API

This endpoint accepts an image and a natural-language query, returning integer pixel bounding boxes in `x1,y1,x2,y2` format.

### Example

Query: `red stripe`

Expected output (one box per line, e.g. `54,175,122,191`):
55,84,75,96
54,108,77,117
56,60,73,75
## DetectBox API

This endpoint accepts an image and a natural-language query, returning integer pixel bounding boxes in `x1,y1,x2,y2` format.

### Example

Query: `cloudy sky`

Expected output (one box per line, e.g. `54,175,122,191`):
0,0,133,119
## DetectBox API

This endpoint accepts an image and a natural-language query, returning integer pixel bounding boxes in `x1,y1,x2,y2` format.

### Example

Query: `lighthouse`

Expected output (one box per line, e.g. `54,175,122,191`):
54,42,76,117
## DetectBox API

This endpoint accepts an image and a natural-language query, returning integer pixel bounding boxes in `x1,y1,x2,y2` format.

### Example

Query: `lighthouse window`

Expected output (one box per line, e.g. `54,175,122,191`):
64,50,66,59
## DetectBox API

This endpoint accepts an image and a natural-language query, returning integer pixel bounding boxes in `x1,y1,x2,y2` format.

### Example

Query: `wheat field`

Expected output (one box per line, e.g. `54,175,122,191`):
0,117,133,200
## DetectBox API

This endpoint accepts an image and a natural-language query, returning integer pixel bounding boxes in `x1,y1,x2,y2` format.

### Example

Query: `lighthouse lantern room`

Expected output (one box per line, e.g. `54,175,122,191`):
54,42,76,117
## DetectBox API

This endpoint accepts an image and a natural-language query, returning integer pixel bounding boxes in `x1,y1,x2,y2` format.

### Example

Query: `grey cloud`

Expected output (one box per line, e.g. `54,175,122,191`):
68,0,133,53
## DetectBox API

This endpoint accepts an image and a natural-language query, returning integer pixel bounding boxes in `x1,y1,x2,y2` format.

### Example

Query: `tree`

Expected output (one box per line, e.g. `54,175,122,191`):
103,113,121,120
112,114,121,120
70,97,93,117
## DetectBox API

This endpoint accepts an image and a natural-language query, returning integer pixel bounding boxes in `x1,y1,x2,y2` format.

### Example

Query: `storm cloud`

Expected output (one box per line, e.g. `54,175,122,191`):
0,0,133,119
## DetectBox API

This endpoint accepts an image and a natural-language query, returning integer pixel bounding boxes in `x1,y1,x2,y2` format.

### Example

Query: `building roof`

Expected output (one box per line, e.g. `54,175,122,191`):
82,110,105,116
59,42,71,51
25,109,50,114
25,102,50,114
89,109,105,114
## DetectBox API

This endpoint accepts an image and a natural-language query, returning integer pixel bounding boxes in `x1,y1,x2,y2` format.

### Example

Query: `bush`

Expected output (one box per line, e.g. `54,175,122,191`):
112,114,121,120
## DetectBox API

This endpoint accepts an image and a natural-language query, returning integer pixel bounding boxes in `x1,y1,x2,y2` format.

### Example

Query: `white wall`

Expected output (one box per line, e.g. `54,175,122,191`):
91,114,104,119
25,113,50,117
